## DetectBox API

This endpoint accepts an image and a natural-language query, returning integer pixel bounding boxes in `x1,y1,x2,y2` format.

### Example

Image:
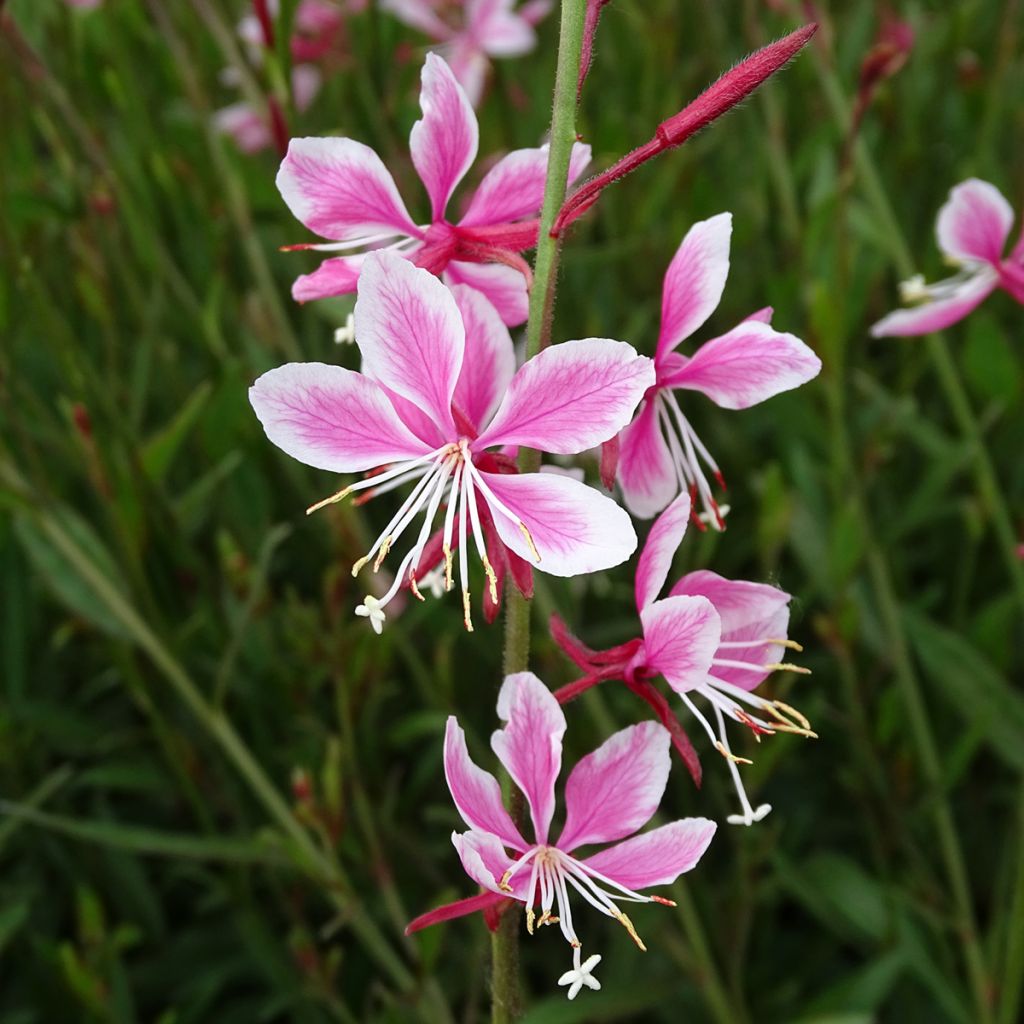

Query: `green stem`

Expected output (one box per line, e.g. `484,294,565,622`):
493,3,588,1021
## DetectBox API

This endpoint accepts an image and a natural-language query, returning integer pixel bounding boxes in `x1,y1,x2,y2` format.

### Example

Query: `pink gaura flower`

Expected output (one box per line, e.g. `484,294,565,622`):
552,492,815,827
238,0,350,62
382,0,551,106
615,214,821,523
408,670,716,974
249,251,653,633
871,179,1024,337
276,52,590,325
215,65,322,155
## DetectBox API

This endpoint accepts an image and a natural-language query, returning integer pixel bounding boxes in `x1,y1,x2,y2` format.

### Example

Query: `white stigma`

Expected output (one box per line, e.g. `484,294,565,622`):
557,946,602,1001
333,312,356,345
354,594,386,634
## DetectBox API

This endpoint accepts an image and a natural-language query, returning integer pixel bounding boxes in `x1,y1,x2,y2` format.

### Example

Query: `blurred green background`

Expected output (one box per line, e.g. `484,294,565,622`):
2,0,1023,1021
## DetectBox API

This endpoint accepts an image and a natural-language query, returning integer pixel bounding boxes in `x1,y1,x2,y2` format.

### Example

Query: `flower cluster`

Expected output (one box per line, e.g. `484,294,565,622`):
250,32,825,999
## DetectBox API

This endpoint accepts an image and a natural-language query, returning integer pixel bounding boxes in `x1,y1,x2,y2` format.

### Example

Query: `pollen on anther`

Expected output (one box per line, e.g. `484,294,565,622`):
714,741,753,765
462,590,474,633
306,485,353,516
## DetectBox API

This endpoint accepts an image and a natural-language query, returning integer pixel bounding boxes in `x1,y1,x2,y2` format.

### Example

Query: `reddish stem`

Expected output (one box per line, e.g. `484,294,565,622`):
252,0,275,49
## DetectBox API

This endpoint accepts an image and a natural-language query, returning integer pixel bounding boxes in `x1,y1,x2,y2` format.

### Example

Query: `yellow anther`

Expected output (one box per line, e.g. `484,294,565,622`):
482,554,498,604
616,912,646,951
409,573,425,602
351,555,370,577
443,544,453,591
715,741,753,765
526,908,535,935
766,637,804,652
372,537,392,572
766,701,818,738
518,522,541,563
462,590,474,633
306,485,352,516
499,868,514,893
765,662,812,675
537,911,559,928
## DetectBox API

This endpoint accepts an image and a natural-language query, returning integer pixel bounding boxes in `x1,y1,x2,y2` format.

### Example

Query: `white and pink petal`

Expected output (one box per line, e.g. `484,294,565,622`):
936,178,1014,266
277,137,418,240
475,339,654,453
639,595,720,694
490,672,566,845
249,362,429,472
870,270,998,337
582,818,717,890
616,398,678,520
445,260,529,326
451,284,516,430
634,492,691,613
558,721,671,853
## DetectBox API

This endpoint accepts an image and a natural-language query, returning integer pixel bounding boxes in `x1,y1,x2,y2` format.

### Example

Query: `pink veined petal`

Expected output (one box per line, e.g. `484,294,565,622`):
354,251,464,435
470,0,536,55
381,0,454,40
444,717,528,851
661,321,822,410
445,260,529,326
480,470,638,577
558,721,671,853
657,213,733,361
277,137,418,240
291,254,366,303
451,831,530,897
460,142,592,228
671,570,792,691
490,671,566,845
249,362,430,472
474,339,654,453
936,178,1014,265
582,818,717,890
379,385,451,448
744,306,774,324
617,397,678,520
639,595,721,694
411,54,479,222
451,285,516,430
870,270,998,337
634,492,692,613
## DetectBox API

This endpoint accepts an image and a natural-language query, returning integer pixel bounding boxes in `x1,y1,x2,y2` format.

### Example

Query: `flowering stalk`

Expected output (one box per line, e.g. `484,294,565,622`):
495,0,589,1019
553,23,817,235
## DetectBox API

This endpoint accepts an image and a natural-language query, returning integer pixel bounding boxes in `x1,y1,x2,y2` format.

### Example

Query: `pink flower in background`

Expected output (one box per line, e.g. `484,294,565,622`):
277,53,589,324
237,0,349,62
215,65,322,154
552,492,815,826
408,671,716,984
871,179,1024,337
249,252,651,633
383,0,551,106
615,213,821,524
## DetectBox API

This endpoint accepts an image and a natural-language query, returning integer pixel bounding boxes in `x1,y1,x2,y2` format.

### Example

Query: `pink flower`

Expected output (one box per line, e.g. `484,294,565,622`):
382,0,551,106
277,53,589,325
409,670,716,973
552,492,815,827
249,251,653,633
215,65,322,154
615,214,821,523
238,0,349,62
871,179,1024,337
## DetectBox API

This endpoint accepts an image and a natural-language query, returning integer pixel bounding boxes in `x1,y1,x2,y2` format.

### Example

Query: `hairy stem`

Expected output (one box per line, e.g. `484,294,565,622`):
493,2,588,1021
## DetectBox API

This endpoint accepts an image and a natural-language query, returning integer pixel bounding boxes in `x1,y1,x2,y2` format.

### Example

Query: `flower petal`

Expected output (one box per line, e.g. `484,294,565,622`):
355,251,464,435
936,178,1014,265
380,0,453,39
249,362,429,472
558,721,671,852
451,284,516,430
405,890,507,935
411,54,479,222
582,819,717,890
460,142,592,228
639,595,720,693
444,717,528,851
634,492,691,613
277,137,418,240
490,671,566,844
291,254,366,303
670,571,792,691
661,321,821,410
657,213,732,360
445,260,529,326
475,339,654,452
870,270,998,337
470,0,536,55
617,397,677,520
445,41,490,107
479,470,638,577
452,831,529,896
